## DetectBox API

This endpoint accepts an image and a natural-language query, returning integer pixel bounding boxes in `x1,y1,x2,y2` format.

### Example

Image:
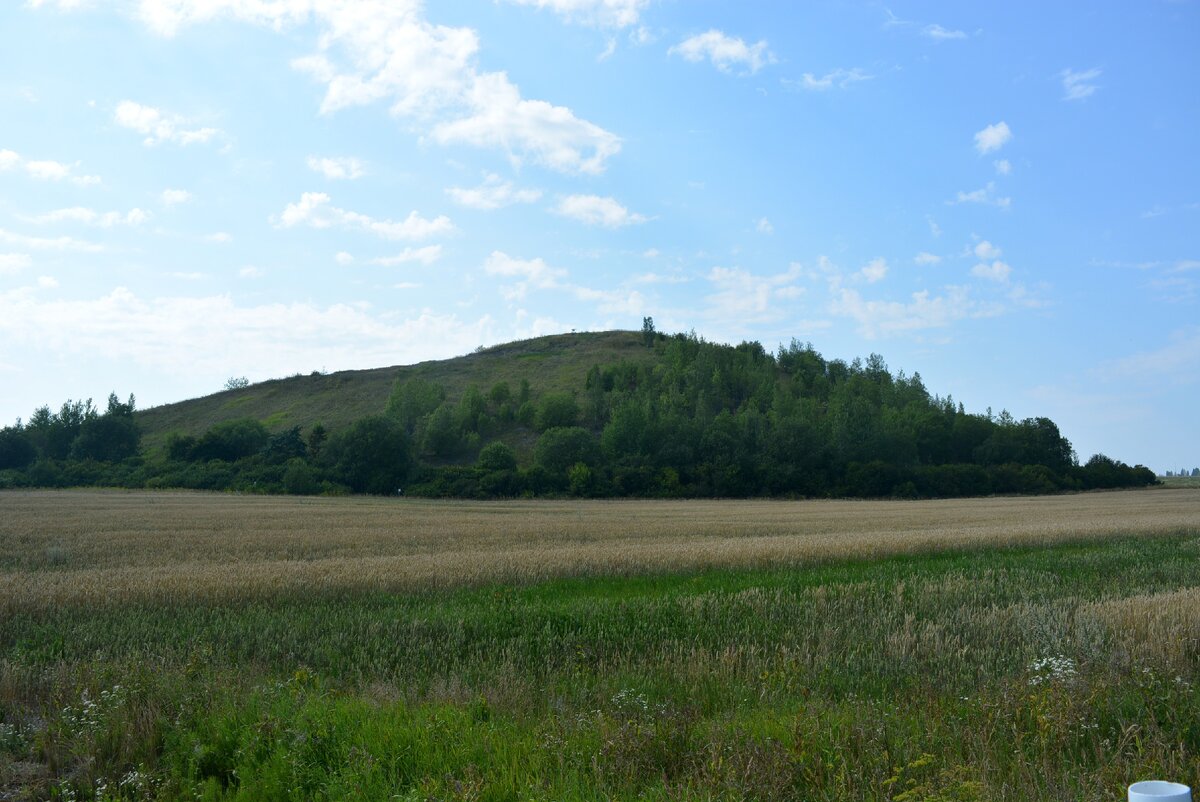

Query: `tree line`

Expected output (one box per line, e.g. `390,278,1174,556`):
0,331,1157,498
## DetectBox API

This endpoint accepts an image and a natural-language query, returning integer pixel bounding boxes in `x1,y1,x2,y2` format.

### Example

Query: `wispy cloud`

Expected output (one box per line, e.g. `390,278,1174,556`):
161,189,192,206
554,194,647,228
275,193,453,240
786,68,872,91
446,174,542,210
923,24,967,40
114,100,223,147
369,246,444,266
50,3,621,175
971,260,1011,282
857,258,888,283
831,285,975,339
952,182,1011,209
669,30,776,75
1061,67,1101,101
0,228,105,252
21,207,150,227
502,0,650,28
0,149,100,185
0,253,33,275
974,121,1012,154
307,156,366,180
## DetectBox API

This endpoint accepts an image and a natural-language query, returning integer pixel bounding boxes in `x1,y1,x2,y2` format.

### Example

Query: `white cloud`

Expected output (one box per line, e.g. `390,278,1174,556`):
446,173,542,210
0,228,104,252
915,252,941,265
704,263,804,322
641,248,659,259
307,155,366,180
161,188,192,206
669,30,775,75
974,121,1012,154
114,100,222,146
37,276,59,289
756,217,774,234
275,192,453,240
952,182,1011,208
104,0,623,174
971,260,1011,282
335,251,355,265
22,207,150,227
923,24,966,40
1095,326,1200,385
239,266,264,279
994,159,1011,175
0,284,496,380
927,216,942,237
369,246,443,266
206,232,232,244
484,250,566,300
830,285,973,338
973,240,1002,260
1,150,100,185
789,68,872,91
858,257,888,283
630,270,687,285
1061,67,1101,101
24,160,71,180
484,250,564,285
504,0,649,28
554,194,647,228
430,72,621,174
479,249,640,314
0,253,33,275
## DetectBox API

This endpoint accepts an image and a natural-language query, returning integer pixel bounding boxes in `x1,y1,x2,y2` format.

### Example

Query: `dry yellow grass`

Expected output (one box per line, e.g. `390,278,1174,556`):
1,488,1197,612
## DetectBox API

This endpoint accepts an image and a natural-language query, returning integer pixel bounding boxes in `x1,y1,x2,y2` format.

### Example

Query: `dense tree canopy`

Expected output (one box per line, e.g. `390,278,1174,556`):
0,332,1159,497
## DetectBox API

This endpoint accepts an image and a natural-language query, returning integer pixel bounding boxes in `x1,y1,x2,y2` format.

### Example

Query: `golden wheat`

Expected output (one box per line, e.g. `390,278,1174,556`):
1,488,1197,612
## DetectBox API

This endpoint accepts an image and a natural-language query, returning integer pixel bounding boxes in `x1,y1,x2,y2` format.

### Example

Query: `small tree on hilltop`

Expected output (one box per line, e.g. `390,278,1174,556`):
641,316,656,347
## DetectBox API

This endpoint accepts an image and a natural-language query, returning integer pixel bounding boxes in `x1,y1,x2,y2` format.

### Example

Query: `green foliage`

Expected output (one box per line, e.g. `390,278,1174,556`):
262,426,307,463
385,377,445,433
324,415,412,495
535,391,579,431
282,457,321,495
0,332,1160,498
476,441,517,472
0,427,36,470
6,536,1200,799
535,426,599,474
192,419,270,462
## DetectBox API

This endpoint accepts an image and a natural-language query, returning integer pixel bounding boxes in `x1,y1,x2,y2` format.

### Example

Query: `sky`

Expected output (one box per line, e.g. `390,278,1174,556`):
0,1,1197,473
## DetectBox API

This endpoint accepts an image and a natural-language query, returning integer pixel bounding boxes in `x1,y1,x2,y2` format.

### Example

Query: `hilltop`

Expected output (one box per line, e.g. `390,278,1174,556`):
136,330,654,448
0,328,1157,498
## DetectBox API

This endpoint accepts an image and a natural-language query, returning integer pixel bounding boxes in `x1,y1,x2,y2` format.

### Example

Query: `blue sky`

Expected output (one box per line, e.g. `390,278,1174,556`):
1,0,1197,472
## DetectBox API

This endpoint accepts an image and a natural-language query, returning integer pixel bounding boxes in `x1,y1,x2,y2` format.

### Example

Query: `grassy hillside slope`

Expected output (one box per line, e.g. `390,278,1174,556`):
136,330,653,448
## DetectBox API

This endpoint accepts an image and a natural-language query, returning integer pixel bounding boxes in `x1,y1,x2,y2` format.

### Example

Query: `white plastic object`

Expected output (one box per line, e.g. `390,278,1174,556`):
1129,781,1192,802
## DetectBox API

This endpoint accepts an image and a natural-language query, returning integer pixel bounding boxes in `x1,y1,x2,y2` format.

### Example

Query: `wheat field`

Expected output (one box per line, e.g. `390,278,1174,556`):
3,488,1199,800
2,487,1197,613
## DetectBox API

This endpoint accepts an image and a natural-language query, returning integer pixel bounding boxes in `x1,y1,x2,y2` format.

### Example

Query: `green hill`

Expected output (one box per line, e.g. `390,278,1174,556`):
136,330,654,449
3,328,1157,498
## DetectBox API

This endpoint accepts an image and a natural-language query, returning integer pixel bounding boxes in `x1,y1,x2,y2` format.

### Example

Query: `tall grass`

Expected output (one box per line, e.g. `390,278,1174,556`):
1,489,1198,800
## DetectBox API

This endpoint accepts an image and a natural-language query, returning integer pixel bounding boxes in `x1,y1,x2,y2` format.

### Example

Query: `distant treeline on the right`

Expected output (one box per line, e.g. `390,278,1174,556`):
0,329,1159,498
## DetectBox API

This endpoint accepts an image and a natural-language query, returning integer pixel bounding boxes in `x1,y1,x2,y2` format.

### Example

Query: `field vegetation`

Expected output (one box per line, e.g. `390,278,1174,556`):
2,488,1199,800
0,330,1157,499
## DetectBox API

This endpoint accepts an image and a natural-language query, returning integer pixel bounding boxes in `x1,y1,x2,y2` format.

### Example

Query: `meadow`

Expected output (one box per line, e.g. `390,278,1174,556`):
2,488,1199,800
